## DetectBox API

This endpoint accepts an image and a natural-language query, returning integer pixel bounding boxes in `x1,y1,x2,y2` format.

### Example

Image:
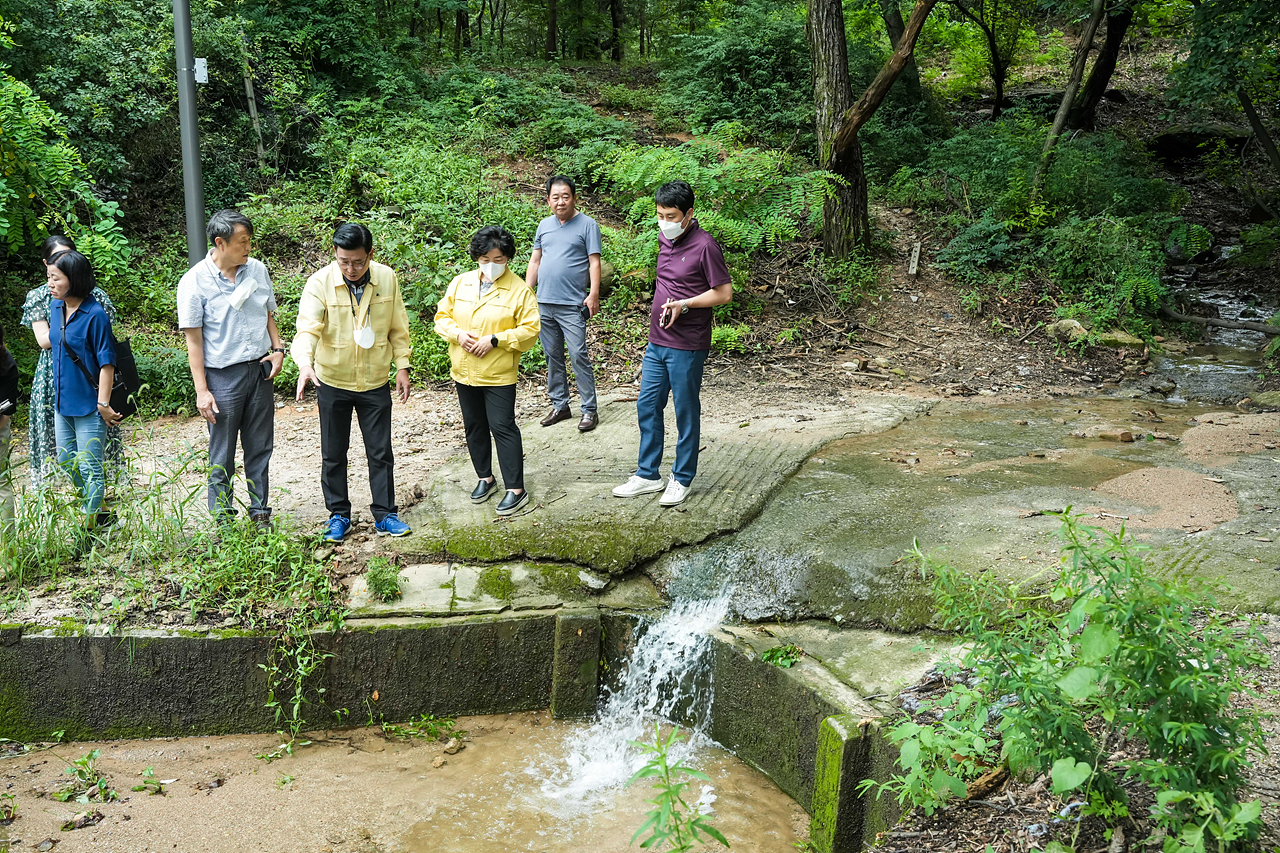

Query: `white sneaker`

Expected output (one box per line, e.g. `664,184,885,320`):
612,475,665,498
658,479,688,507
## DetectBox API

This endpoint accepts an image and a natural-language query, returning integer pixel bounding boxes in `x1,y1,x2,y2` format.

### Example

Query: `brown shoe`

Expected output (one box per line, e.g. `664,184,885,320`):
577,412,598,432
540,407,573,427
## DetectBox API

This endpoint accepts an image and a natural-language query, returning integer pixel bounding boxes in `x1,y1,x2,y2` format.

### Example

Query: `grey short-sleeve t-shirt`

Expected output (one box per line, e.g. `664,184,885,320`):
532,212,602,305
176,254,277,369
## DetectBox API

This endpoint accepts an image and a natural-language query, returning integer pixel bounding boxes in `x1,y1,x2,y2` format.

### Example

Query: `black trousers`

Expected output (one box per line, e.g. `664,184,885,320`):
456,383,523,491
318,382,396,521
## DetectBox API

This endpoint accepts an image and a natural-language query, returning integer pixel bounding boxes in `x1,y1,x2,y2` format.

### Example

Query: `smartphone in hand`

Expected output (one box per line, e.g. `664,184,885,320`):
659,305,673,328
580,303,592,322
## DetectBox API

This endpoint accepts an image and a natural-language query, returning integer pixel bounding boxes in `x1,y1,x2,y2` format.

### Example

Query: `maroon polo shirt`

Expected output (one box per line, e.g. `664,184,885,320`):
649,219,732,351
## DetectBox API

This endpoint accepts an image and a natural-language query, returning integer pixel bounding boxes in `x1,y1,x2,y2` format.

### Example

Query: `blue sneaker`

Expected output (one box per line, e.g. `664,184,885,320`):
322,514,351,542
375,513,412,537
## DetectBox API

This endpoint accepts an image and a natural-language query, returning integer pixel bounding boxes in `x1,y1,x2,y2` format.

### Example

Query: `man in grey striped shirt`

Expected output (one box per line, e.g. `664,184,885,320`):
177,209,286,527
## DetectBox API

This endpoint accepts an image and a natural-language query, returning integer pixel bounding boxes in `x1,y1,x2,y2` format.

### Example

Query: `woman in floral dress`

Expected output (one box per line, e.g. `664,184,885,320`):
22,235,123,487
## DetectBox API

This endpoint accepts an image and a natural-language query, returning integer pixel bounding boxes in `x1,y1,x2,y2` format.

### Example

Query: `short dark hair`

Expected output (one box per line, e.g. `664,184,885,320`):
545,175,576,197
655,181,695,214
468,225,516,260
50,250,97,300
333,222,374,253
41,234,76,262
207,209,254,245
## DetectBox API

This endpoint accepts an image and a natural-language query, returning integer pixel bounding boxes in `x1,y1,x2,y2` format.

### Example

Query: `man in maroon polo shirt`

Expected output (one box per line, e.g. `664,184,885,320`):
612,180,733,507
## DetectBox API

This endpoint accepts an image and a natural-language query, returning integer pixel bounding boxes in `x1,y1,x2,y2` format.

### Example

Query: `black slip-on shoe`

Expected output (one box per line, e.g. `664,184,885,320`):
471,479,498,503
496,490,530,516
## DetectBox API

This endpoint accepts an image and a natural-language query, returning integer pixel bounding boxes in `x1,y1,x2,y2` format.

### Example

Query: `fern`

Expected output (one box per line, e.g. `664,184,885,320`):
1169,221,1212,258
598,127,839,254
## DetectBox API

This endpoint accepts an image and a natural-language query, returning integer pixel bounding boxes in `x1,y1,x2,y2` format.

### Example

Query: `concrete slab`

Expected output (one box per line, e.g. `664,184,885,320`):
757,623,962,709
654,399,1280,627
394,393,932,572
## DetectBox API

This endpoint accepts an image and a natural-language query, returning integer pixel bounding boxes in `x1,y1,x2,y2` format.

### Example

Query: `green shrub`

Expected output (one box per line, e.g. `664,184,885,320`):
659,0,811,139
599,132,837,254
364,556,401,602
131,337,196,417
1235,223,1278,268
410,318,452,383
710,324,749,354
864,514,1267,850
599,83,656,113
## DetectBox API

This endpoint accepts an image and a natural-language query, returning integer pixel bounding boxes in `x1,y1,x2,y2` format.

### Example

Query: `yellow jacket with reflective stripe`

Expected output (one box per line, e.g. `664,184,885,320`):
291,260,412,392
434,269,540,387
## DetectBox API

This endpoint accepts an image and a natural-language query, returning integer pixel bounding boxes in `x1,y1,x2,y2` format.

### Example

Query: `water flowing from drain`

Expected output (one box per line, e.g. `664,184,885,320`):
533,592,732,809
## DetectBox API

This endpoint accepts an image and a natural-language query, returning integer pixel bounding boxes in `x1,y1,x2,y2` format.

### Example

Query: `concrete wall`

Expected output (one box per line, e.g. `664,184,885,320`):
1,611,894,852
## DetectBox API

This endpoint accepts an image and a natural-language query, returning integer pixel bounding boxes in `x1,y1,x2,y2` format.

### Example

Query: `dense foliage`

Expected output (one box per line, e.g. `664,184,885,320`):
866,515,1268,853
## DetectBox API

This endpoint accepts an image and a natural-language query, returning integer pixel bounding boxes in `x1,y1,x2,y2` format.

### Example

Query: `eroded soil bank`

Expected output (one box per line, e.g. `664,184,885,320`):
0,712,808,853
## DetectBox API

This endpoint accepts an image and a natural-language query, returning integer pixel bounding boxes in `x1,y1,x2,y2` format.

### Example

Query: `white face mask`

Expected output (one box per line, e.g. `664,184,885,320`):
353,324,375,349
229,277,256,311
479,262,506,281
657,218,687,240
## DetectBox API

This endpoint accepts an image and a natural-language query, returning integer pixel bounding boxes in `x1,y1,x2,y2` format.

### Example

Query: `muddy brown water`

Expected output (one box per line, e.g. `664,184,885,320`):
0,712,807,853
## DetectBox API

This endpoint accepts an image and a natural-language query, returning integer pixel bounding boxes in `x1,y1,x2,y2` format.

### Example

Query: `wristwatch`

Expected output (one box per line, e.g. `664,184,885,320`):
490,334,499,348
679,300,689,315
272,347,286,354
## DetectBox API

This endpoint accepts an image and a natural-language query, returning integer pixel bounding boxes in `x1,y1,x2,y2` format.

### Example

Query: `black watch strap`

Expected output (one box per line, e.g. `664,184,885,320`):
490,334,499,348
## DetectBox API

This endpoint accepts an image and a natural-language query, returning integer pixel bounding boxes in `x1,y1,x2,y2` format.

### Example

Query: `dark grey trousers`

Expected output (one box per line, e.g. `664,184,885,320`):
456,383,523,491
205,359,274,517
539,302,597,415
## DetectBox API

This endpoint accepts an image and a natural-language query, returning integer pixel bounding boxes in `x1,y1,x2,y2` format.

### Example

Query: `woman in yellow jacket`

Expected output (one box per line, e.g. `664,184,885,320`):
435,226,541,516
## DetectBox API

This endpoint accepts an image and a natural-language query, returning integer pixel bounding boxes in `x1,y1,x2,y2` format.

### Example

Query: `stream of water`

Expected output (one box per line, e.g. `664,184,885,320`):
532,593,732,813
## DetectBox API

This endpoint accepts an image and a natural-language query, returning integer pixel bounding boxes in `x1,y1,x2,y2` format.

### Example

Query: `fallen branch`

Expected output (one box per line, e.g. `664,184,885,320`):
1159,303,1280,337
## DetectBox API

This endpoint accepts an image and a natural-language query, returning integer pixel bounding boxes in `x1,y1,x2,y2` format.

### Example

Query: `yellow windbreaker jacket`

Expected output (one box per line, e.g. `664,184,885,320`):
291,260,412,392
434,269,540,386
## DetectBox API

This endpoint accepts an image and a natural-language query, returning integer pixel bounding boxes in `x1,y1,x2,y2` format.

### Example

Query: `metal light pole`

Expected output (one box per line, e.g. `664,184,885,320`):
174,0,206,266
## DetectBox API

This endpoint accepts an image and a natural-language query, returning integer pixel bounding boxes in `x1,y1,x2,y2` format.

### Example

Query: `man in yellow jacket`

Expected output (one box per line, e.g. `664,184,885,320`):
293,223,413,541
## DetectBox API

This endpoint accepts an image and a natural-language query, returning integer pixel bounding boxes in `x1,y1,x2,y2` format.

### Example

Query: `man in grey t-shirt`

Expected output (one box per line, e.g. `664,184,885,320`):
176,209,286,526
526,175,603,432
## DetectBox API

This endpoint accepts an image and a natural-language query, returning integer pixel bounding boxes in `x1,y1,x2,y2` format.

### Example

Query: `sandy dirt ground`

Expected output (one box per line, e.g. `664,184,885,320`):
0,712,808,853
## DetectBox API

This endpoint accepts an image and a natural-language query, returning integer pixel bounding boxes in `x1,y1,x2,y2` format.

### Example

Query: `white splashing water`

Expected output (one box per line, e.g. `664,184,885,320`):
532,592,732,812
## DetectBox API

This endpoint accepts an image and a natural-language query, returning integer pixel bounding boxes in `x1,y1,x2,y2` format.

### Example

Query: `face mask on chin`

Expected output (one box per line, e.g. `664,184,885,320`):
479,262,506,281
657,217,687,240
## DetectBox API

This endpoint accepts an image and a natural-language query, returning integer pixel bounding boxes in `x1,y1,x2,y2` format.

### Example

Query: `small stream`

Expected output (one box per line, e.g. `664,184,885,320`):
1137,284,1277,404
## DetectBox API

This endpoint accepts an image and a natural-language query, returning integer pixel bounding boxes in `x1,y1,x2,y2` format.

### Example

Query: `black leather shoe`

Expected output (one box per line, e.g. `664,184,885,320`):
496,490,530,516
577,412,598,432
471,479,498,503
540,407,573,427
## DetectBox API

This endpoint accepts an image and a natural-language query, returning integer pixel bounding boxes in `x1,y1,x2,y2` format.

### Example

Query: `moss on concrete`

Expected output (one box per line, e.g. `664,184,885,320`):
536,563,584,597
475,566,515,600
52,618,85,637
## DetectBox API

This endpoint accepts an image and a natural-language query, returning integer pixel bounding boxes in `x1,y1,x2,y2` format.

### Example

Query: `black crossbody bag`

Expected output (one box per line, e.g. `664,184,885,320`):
59,305,141,420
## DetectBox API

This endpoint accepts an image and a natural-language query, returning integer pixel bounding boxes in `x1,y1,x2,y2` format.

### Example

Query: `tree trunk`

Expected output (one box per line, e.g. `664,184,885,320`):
500,0,508,48
808,0,868,255
437,8,445,53
454,9,464,57
1067,3,1133,130
986,29,1006,118
1034,0,1106,190
546,0,558,59
832,0,939,153
476,3,484,44
1238,87,1280,176
608,0,622,61
879,0,922,98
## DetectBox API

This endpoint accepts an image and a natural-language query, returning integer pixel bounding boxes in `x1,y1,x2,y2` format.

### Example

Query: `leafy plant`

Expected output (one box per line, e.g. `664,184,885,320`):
863,515,1268,850
53,749,117,804
761,644,803,668
710,324,749,354
628,725,730,852
0,792,15,822
381,713,464,742
131,766,168,796
364,556,402,602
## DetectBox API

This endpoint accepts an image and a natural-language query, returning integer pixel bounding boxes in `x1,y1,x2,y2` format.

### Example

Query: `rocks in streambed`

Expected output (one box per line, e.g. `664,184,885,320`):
443,737,464,755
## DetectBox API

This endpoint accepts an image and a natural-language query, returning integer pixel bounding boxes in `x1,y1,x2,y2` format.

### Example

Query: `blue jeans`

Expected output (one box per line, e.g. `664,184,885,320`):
635,344,708,487
55,412,107,516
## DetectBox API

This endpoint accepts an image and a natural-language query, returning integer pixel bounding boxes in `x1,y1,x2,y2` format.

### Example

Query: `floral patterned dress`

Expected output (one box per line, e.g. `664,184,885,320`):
21,285,124,486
